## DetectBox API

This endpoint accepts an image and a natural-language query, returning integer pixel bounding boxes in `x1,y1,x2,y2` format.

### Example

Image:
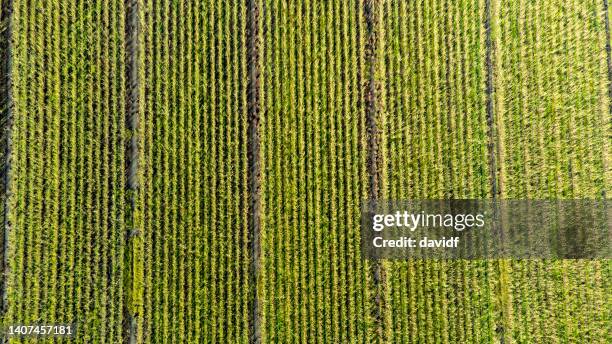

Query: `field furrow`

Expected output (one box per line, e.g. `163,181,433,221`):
0,1,608,343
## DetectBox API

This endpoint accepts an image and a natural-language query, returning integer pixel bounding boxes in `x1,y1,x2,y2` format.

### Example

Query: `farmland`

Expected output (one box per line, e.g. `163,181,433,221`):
0,0,609,343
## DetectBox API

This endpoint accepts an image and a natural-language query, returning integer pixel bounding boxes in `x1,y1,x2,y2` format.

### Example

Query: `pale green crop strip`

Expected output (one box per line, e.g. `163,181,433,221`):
257,1,371,342
492,0,610,343
0,1,609,343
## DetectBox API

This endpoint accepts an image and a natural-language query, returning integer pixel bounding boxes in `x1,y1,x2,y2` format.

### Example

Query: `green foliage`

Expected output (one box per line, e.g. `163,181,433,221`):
0,0,608,343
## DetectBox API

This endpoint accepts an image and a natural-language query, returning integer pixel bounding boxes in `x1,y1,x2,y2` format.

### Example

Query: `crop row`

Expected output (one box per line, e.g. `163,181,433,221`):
4,0,127,343
381,1,495,342
259,0,370,342
0,0,609,343
136,1,251,342
493,0,609,342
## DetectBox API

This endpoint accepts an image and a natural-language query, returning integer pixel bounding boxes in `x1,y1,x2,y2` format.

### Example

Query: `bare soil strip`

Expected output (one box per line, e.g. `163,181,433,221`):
0,0,14,335
247,0,262,342
124,0,139,342
126,0,139,194
364,0,388,341
484,0,498,199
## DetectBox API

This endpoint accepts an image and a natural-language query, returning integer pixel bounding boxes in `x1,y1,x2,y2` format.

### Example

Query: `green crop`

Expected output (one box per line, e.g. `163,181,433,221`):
0,0,608,343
